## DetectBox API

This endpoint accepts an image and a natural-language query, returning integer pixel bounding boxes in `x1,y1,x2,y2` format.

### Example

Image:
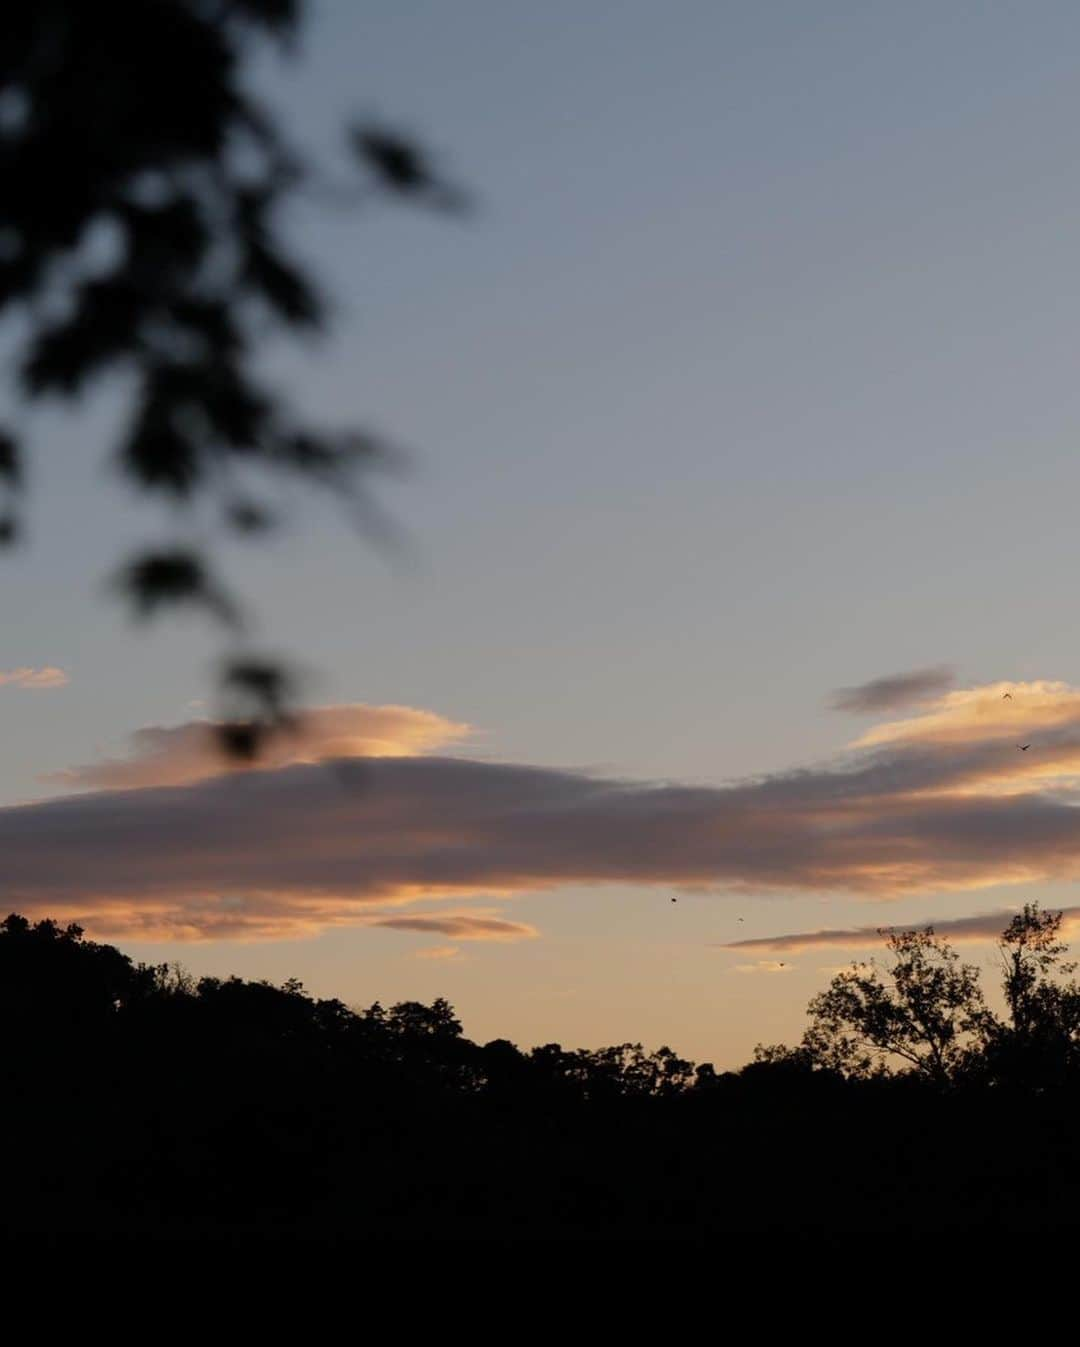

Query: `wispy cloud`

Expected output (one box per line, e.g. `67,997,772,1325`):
733,960,795,975
413,945,463,961
368,913,537,942
10,679,1080,940
721,905,1080,953
829,665,955,714
0,666,68,690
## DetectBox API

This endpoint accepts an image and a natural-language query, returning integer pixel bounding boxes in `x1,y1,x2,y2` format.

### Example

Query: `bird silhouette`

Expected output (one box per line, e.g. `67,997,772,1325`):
1003,692,1013,700
671,897,677,903
1018,743,1031,751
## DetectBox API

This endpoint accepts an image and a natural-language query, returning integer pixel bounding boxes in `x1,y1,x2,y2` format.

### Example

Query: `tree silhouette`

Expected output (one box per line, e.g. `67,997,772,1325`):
0,911,155,1031
8,906,1080,1235
984,903,1080,1089
799,927,990,1084
1,1,464,748
999,903,1078,1029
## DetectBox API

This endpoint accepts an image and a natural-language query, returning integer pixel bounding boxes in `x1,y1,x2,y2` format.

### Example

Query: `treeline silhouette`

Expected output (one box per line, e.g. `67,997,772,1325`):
5,905,1080,1238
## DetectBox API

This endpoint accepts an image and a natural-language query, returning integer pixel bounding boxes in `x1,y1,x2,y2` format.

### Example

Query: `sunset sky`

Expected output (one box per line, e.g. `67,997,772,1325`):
7,1,1080,1067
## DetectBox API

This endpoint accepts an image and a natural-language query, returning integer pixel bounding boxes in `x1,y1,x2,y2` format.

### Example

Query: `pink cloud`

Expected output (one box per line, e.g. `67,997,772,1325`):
50,703,471,790
0,666,68,689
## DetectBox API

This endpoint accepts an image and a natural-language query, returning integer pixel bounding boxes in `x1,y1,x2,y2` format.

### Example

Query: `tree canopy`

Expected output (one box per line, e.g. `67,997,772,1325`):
798,927,990,1083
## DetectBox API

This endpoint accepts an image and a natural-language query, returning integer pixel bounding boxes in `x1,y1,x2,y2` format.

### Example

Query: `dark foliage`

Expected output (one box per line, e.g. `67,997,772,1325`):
1,2,463,750
5,906,1080,1239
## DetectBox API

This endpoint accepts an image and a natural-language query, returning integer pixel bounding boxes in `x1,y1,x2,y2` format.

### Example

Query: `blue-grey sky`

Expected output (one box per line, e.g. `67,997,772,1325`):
7,2,1080,1065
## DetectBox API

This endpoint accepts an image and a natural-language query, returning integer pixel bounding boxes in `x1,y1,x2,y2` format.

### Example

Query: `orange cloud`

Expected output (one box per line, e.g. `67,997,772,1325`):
849,680,1080,800
11,678,1080,941
10,894,539,945
51,703,472,790
855,680,1079,750
413,945,463,961
0,666,68,689
733,960,795,975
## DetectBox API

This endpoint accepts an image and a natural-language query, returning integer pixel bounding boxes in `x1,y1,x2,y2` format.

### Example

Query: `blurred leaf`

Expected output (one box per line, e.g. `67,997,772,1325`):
167,299,245,361
228,0,300,35
121,196,209,279
350,123,469,211
215,720,264,760
0,429,20,487
21,280,143,397
244,235,323,327
116,549,241,629
222,658,295,716
121,392,201,495
226,499,276,533
215,656,300,761
127,363,271,482
352,127,432,192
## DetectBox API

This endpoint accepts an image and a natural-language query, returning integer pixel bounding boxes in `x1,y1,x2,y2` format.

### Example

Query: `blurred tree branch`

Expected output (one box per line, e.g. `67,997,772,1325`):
1,0,466,751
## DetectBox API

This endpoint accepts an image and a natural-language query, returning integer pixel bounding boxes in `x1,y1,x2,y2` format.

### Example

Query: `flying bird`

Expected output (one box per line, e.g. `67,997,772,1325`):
1018,743,1031,751
1002,692,1013,700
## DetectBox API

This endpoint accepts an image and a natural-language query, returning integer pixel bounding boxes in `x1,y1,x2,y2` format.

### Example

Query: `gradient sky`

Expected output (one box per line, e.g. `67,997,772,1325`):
7,1,1080,1066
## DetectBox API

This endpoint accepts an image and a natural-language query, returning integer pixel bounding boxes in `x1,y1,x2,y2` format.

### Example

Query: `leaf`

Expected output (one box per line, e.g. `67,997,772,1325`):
121,396,201,495
215,720,264,760
138,361,272,457
350,123,469,211
121,195,209,279
243,236,322,327
222,657,294,715
21,279,143,397
168,299,245,360
116,549,241,629
215,657,299,761
225,499,275,533
0,429,20,487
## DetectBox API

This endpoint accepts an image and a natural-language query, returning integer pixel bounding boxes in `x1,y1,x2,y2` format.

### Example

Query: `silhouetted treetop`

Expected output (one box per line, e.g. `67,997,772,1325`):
986,903,1080,1090
0,911,155,1030
799,927,991,1084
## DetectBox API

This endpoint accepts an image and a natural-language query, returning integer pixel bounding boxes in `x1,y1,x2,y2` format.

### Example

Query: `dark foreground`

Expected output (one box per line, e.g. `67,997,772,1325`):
5,914,1079,1238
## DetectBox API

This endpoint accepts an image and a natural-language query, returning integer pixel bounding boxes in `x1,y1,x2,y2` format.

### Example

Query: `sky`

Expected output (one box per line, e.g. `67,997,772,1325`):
7,1,1080,1066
